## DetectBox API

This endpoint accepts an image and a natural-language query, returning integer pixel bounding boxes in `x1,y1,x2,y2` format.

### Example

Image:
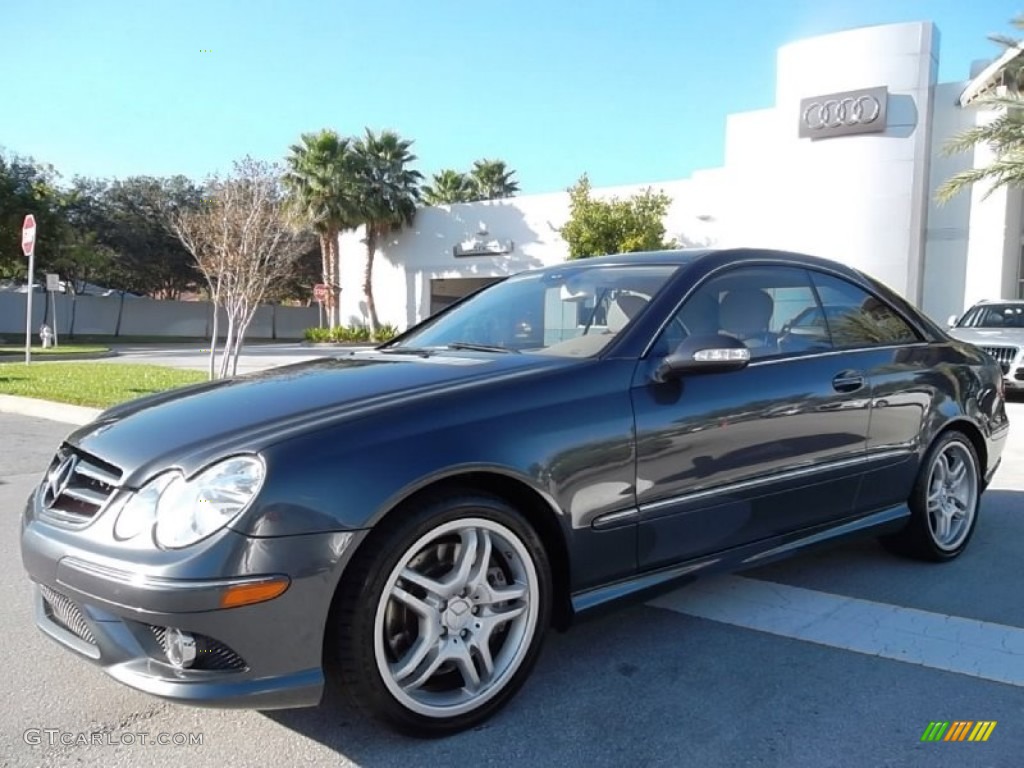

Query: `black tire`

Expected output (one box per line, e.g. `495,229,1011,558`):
326,490,552,737
880,430,982,562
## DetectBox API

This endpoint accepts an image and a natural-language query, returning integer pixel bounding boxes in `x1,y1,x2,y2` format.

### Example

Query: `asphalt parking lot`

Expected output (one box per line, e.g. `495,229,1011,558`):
1,402,1021,768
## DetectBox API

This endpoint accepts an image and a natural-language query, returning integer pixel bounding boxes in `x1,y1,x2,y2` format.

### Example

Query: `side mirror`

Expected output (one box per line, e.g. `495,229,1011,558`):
653,334,751,383
947,314,958,328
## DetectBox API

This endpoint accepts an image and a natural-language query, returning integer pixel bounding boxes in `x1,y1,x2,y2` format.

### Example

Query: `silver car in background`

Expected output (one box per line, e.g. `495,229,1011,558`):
947,300,1024,393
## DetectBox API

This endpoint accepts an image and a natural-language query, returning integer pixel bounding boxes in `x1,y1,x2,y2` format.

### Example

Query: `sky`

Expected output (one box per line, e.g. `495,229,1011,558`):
2,0,1024,195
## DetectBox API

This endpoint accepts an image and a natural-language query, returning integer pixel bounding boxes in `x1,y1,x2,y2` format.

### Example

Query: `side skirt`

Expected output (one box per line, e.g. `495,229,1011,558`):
568,503,910,622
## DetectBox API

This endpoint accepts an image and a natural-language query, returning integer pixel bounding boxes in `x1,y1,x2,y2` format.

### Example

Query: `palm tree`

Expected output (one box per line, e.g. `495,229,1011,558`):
936,16,1024,203
353,129,423,332
422,169,474,205
469,159,519,200
282,129,359,327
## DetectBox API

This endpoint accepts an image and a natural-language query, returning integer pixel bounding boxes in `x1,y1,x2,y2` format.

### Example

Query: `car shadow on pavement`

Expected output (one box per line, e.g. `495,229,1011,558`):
262,489,1023,766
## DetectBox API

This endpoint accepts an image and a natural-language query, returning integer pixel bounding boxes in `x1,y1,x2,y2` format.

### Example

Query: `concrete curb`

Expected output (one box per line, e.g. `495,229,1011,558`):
0,351,118,363
0,395,101,426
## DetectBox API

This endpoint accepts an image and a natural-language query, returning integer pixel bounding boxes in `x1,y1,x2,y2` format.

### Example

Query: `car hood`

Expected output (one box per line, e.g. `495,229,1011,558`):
64,349,566,484
948,328,1024,347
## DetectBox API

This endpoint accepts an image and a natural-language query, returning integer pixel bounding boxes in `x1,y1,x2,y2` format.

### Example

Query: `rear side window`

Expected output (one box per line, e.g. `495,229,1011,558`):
808,272,920,348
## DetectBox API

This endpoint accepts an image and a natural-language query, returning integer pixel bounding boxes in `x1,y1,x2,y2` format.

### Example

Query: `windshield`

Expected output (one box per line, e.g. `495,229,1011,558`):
957,304,1024,328
387,265,679,357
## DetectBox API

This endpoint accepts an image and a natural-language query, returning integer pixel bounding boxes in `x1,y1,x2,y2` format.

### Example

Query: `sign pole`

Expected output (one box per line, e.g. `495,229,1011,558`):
51,288,59,347
46,274,60,347
25,249,34,363
22,215,38,364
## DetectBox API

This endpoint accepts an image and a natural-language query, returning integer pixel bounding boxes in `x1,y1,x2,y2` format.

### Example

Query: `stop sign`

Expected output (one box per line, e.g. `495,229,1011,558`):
22,214,36,256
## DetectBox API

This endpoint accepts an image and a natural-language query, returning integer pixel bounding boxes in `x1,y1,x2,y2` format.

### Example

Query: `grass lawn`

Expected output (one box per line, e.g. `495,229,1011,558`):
0,344,110,355
0,362,207,408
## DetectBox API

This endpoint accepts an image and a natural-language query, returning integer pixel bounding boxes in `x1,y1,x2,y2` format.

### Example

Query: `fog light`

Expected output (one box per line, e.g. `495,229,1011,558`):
165,628,196,669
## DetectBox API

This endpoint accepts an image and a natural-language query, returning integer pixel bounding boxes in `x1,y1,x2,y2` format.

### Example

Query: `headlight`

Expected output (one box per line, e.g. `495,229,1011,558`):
112,472,177,541
113,456,264,549
155,456,265,549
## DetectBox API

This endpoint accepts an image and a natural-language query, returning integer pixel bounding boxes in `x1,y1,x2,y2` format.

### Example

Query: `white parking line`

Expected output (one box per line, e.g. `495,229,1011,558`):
648,575,1024,687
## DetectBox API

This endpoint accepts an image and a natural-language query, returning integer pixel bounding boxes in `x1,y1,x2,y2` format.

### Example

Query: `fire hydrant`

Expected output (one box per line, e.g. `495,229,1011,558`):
39,324,54,349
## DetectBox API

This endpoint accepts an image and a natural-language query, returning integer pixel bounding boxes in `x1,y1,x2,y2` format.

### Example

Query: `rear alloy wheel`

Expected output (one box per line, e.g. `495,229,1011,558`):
330,494,551,737
881,431,981,561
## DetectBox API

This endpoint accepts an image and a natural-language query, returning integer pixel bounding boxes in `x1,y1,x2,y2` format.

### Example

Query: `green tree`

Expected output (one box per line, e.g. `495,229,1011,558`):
937,16,1024,203
353,129,423,331
50,177,118,293
266,236,323,305
283,129,360,327
99,176,204,298
469,159,519,200
422,169,474,205
0,149,65,281
559,174,675,259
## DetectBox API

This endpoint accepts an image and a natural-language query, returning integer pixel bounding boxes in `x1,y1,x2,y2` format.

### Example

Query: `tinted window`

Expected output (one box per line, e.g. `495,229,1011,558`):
655,266,826,359
808,272,920,347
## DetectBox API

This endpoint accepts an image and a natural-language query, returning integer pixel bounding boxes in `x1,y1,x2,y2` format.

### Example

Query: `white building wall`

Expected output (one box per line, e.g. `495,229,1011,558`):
722,21,938,303
339,179,722,328
338,20,1019,332
960,104,1023,312
923,81,976,321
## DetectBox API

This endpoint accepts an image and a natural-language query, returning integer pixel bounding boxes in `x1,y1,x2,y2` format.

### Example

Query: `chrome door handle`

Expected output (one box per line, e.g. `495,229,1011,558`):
832,371,865,393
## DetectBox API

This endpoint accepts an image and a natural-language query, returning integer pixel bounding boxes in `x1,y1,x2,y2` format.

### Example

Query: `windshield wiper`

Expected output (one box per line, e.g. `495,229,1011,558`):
445,342,520,354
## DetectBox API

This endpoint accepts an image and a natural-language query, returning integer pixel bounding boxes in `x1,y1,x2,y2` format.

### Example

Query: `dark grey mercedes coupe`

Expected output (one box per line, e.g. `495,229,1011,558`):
20,248,1010,737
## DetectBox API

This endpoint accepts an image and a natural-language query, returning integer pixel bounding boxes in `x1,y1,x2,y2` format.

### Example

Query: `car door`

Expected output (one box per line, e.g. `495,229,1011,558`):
802,269,932,514
630,265,873,570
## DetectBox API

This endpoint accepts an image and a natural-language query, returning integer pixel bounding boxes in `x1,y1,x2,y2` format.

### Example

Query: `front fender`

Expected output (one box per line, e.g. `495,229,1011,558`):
231,361,638,540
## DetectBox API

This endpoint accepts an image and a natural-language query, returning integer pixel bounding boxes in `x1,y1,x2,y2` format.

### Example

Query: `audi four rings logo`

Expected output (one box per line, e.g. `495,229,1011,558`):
798,86,889,139
803,95,881,129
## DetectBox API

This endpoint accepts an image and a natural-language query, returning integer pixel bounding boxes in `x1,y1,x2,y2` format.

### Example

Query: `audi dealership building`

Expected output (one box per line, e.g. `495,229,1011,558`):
338,20,1024,329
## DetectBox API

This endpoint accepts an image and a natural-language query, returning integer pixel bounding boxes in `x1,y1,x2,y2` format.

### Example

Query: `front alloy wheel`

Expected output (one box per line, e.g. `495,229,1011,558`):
330,492,551,736
376,519,539,719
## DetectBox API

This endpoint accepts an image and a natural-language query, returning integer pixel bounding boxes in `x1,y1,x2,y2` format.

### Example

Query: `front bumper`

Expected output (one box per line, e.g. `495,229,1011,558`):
21,489,367,710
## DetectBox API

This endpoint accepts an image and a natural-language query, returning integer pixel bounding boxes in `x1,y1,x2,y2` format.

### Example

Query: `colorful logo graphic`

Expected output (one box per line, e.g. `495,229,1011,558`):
920,721,997,742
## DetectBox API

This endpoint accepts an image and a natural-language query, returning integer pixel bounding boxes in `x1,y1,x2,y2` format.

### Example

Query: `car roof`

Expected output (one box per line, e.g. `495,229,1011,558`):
975,299,1024,305
526,247,871,282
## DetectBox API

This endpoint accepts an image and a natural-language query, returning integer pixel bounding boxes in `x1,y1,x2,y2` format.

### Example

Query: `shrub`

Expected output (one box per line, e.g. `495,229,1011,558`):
303,324,396,343
373,323,399,342
303,327,333,342
335,325,371,342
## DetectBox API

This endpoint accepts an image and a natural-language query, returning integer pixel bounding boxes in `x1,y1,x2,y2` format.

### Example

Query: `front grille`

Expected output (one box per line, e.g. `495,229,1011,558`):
149,625,248,671
39,445,122,526
39,584,96,645
981,346,1019,374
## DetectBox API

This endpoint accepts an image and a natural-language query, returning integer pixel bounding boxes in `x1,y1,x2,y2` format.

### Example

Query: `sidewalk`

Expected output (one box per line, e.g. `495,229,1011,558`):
0,395,100,426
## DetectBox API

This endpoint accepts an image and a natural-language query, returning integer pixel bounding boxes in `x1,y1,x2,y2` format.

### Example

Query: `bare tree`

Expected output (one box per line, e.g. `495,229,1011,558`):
169,157,308,379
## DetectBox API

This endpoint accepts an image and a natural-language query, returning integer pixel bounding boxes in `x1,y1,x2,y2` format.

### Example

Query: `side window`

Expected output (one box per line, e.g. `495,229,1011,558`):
654,266,828,359
808,272,920,348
